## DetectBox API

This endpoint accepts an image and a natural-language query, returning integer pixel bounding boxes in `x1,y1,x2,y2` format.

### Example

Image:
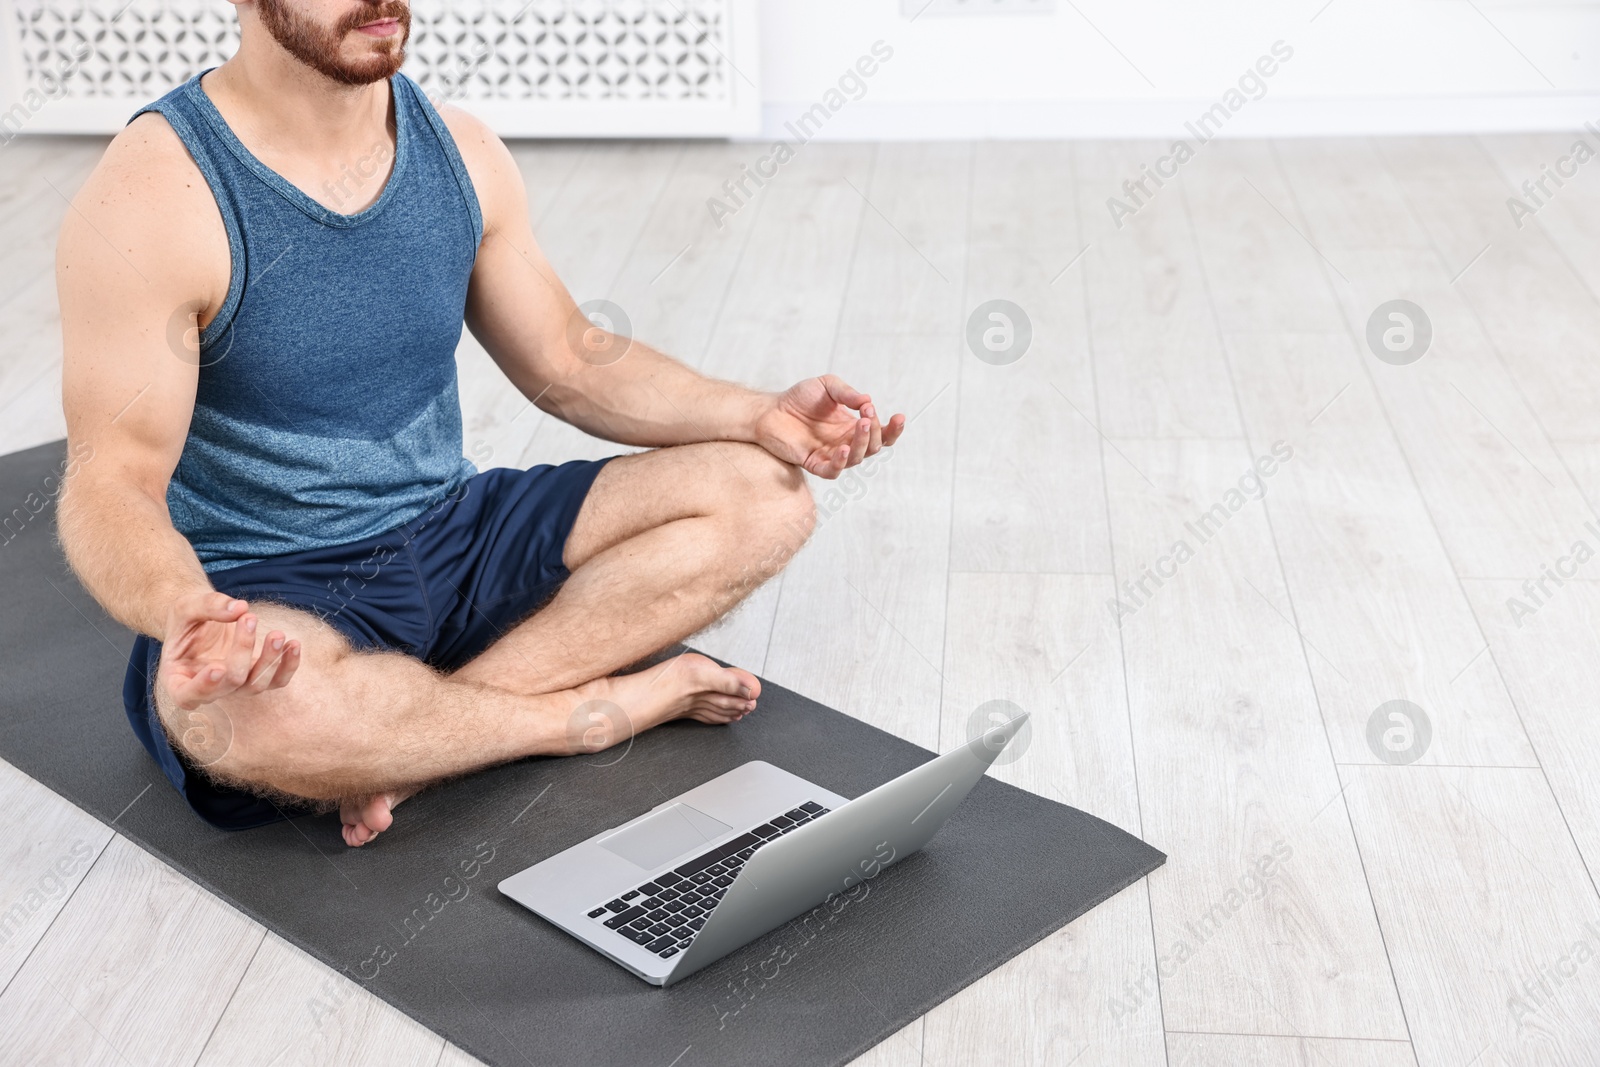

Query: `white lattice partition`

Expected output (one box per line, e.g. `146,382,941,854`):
0,0,760,137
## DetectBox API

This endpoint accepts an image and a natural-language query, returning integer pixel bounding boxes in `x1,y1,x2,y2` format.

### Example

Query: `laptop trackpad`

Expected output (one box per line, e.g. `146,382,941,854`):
599,803,732,869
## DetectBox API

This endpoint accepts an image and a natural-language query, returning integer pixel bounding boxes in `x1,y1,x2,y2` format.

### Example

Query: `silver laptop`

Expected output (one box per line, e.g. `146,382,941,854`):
498,713,1029,986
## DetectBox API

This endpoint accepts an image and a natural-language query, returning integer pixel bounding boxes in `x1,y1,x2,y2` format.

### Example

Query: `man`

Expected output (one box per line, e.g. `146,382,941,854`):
55,0,904,847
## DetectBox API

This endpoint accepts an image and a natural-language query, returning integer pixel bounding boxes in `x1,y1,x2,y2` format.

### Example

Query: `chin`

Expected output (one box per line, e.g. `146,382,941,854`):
337,50,406,85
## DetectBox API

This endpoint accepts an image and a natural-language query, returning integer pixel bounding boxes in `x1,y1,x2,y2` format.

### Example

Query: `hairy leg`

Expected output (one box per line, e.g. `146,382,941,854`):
153,601,761,845
453,441,815,696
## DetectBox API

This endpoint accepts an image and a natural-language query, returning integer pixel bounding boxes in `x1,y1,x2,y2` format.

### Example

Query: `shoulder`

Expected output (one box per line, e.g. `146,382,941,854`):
431,101,525,236
59,110,229,307
85,109,221,229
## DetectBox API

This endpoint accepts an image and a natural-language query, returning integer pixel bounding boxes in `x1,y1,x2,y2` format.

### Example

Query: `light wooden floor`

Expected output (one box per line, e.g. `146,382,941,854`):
2,134,1599,1067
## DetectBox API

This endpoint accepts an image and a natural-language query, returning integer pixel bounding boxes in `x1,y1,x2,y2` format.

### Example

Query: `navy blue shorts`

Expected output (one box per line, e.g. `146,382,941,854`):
122,458,616,831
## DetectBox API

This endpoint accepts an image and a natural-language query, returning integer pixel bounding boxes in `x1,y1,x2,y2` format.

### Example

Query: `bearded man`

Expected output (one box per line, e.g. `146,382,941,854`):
55,0,904,845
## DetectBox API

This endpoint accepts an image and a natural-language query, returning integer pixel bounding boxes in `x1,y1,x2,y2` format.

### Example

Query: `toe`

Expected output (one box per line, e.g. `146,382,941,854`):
711,666,760,699
730,668,760,700
362,794,395,836
676,654,757,699
688,699,741,721
339,802,364,846
338,793,397,847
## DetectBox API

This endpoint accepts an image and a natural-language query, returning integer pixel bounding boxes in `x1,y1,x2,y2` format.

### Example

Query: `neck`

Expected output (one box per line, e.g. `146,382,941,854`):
203,32,393,160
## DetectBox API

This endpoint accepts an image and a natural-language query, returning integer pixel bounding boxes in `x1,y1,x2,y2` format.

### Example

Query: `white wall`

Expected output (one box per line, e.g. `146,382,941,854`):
756,0,1600,138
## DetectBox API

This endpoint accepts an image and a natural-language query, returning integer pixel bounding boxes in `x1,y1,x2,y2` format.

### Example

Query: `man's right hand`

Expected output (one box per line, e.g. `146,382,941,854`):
158,592,301,711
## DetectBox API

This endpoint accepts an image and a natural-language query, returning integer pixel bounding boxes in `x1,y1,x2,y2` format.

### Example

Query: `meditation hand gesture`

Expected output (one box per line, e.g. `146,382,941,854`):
158,592,301,711
755,374,906,479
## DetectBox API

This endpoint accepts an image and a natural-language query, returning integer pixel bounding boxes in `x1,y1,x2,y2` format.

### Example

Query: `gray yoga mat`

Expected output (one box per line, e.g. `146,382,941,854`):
0,439,1166,1067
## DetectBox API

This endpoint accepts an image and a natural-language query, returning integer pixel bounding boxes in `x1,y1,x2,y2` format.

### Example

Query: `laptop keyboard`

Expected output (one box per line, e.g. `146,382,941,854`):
586,800,831,960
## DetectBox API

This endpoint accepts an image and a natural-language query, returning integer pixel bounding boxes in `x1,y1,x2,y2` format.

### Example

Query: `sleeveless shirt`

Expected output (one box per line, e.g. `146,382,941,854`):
128,68,481,572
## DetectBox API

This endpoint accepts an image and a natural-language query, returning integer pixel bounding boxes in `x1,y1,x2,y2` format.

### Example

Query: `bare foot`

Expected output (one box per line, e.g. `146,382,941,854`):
571,652,761,751
340,786,418,847
338,653,759,843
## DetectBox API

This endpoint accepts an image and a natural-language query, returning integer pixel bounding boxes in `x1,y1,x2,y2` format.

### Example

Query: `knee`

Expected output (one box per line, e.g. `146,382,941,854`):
761,460,816,544
158,648,356,796
722,443,816,555
729,442,814,520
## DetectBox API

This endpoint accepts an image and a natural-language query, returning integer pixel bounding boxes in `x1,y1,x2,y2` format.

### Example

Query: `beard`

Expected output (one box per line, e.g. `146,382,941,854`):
255,0,411,86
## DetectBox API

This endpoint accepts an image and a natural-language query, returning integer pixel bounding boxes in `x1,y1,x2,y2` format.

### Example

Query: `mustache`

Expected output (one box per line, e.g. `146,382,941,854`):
339,2,410,33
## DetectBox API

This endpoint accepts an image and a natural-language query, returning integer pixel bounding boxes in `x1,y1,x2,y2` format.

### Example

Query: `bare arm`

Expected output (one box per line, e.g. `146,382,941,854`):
57,113,216,636
443,110,905,477
57,113,298,707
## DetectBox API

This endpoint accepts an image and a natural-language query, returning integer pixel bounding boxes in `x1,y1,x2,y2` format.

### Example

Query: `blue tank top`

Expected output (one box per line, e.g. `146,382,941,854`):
129,68,480,573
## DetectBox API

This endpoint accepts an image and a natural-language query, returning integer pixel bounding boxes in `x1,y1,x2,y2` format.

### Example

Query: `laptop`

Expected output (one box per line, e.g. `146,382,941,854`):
498,712,1030,986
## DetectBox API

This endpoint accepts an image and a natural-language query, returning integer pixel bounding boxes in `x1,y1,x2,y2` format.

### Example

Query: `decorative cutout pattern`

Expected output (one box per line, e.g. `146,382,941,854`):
10,0,730,102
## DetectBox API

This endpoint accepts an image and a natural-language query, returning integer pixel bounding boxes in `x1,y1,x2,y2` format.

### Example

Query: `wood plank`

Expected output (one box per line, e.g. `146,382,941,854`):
0,140,102,456
1273,138,1594,580
1174,141,1344,336
0,834,261,1066
834,141,970,339
1558,438,1600,512
1341,764,1600,1067
196,933,443,1067
530,141,682,304
606,142,773,364
950,139,1106,574
926,882,1165,1067
1376,135,1600,442
1246,139,1432,254
0,271,69,455
0,760,113,990
1105,436,1407,1039
1074,140,1242,440
1181,142,1535,768
698,142,874,389
437,1044,482,1066
1330,245,1586,579
1169,1031,1416,1067
505,141,588,229
947,263,1107,575
0,138,104,311
0,136,107,221
970,141,1075,250
1216,331,1534,767
922,572,1163,1066
1477,132,1600,331
844,1019,924,1067
1462,575,1600,884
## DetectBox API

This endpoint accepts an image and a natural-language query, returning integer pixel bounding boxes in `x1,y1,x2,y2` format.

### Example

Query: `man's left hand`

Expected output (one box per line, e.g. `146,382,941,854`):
753,374,906,479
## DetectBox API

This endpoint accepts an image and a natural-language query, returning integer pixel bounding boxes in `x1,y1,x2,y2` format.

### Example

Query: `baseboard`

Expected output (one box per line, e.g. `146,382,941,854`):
754,94,1600,142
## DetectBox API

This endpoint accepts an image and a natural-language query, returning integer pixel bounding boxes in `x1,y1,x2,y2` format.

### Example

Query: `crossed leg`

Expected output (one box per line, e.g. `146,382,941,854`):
154,442,816,846
337,440,816,842
455,438,816,696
